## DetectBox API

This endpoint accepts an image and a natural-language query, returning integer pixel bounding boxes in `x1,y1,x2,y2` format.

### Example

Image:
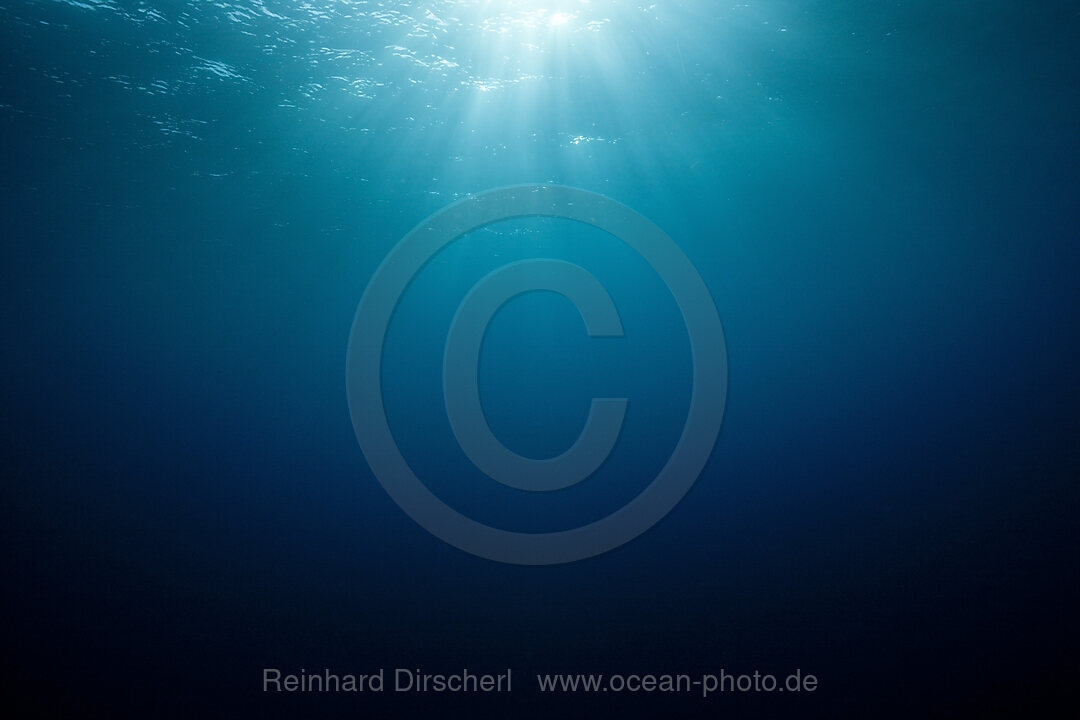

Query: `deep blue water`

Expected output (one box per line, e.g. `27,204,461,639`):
2,1,1078,716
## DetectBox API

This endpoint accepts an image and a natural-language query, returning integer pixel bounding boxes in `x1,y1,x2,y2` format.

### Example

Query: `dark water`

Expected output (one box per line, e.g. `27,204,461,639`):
3,1,1078,716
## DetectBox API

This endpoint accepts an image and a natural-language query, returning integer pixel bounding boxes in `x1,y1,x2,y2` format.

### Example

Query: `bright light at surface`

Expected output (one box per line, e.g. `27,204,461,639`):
548,12,573,27
334,0,742,192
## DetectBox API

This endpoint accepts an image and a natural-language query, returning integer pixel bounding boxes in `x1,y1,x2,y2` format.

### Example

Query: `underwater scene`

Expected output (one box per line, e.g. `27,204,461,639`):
2,0,1078,717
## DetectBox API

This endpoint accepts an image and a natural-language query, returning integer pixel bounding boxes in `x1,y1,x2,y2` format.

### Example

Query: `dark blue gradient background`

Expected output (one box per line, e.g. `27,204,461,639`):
2,1,1077,717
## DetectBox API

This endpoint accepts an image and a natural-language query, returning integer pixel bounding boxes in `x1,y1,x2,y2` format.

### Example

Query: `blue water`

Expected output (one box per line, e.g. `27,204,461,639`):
2,1,1078,716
